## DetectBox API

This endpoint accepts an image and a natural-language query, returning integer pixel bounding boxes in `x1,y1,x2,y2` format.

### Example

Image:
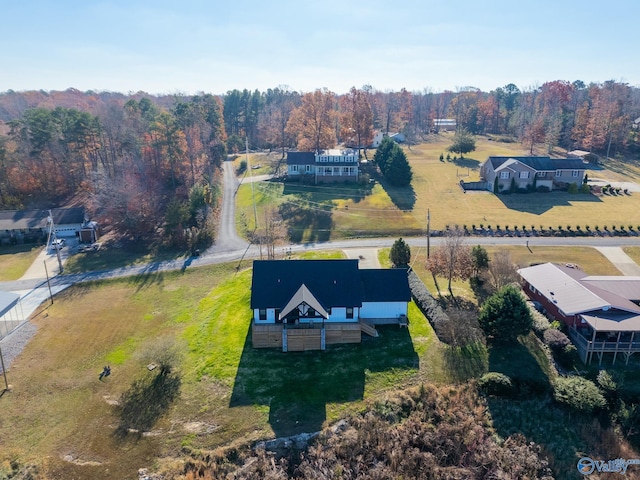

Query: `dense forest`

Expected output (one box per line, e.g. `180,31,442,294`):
0,80,639,246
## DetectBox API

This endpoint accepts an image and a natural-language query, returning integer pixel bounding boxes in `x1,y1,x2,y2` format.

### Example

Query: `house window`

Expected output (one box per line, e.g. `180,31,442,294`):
572,170,579,177
529,284,537,294
519,171,530,179
536,172,546,177
308,307,316,317
258,309,267,321
305,165,312,173
500,171,509,179
346,307,354,319
290,165,298,172
555,170,562,177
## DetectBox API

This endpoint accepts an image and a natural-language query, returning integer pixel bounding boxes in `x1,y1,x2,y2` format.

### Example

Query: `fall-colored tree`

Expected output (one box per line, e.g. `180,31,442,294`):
286,89,337,151
427,228,473,296
339,87,373,158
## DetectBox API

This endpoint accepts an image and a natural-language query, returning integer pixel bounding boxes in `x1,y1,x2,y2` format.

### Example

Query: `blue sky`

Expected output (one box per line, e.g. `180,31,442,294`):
1,0,638,95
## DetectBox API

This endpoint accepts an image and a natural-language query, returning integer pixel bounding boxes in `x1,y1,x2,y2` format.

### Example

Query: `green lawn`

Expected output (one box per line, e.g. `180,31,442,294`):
0,244,43,281
236,135,640,239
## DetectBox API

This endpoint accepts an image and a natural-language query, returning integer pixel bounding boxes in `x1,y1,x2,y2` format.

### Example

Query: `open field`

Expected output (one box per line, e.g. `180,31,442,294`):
624,246,640,266
236,135,640,240
0,244,42,281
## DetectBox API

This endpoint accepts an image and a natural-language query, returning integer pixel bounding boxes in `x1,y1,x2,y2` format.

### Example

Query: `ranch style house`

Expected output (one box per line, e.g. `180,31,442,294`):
480,156,586,193
518,262,640,365
250,259,411,352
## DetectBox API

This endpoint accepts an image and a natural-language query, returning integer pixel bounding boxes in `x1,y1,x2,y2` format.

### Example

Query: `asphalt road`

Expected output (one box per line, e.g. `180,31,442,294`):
2,158,640,293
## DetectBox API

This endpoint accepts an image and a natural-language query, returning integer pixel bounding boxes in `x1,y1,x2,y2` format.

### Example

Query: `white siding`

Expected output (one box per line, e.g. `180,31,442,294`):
360,301,407,319
325,307,359,323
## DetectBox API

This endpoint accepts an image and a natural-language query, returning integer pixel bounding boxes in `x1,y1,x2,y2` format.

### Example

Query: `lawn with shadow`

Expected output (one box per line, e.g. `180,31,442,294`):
495,190,602,215
230,325,419,437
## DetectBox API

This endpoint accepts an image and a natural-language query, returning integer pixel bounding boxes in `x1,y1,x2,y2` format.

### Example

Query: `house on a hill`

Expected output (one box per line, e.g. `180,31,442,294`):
250,259,411,352
286,149,359,184
479,156,586,193
518,262,640,365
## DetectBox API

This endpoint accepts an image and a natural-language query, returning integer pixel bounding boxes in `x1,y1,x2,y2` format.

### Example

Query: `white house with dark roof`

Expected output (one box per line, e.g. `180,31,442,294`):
480,156,586,192
250,259,411,351
518,262,640,365
286,149,359,184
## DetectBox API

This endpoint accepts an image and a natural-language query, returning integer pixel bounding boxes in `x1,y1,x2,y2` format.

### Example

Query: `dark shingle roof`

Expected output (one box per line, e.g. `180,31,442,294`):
251,260,412,310
489,156,585,171
251,260,363,310
360,269,411,303
286,151,316,165
0,208,85,231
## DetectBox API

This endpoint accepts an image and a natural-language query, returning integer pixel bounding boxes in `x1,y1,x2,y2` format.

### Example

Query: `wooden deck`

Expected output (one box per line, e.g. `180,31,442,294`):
252,322,363,351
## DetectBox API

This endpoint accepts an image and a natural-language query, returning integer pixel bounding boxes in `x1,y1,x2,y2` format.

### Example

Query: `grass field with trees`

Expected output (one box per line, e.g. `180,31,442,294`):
236,135,640,242
1,246,638,479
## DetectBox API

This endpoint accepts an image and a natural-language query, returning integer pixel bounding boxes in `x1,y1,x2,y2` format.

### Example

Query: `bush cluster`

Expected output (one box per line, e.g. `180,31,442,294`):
178,384,554,480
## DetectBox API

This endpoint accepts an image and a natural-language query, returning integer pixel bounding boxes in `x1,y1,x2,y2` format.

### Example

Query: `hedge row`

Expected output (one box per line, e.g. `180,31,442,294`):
408,270,454,344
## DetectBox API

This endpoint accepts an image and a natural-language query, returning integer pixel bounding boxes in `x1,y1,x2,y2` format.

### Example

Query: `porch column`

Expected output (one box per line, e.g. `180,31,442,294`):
627,331,635,366
613,331,621,365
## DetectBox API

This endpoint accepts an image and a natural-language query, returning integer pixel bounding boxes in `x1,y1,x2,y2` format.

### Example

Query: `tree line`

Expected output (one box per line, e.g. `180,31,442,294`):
0,80,639,244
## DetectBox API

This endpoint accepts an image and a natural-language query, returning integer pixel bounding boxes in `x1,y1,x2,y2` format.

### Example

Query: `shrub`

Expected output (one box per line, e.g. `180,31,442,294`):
567,183,578,194
536,186,550,192
478,372,514,397
543,329,570,351
531,310,552,336
558,344,579,370
478,372,515,397
237,159,247,174
553,376,606,413
579,183,591,194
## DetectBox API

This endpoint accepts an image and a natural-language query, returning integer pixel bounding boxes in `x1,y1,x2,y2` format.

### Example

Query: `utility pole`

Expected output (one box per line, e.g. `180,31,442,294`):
44,260,53,305
0,344,8,394
427,208,431,259
247,137,262,260
48,210,63,274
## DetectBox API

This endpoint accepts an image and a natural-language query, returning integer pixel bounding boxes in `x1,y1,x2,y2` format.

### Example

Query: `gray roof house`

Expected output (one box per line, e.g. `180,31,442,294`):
0,208,87,244
286,149,359,184
479,156,586,193
518,262,640,365
250,259,411,351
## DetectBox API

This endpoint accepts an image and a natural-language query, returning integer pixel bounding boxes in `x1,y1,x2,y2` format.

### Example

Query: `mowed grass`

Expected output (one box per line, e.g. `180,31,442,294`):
0,244,42,281
623,246,640,266
236,134,640,238
0,258,441,479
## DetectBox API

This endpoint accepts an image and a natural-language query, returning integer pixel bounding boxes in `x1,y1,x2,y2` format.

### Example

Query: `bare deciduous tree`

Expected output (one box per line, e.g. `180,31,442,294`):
488,250,519,290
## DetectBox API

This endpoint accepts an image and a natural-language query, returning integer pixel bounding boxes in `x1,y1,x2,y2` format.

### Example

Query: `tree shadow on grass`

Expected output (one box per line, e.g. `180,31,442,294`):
279,200,333,243
230,325,419,437
377,178,416,211
451,156,481,169
442,341,488,383
487,339,551,395
495,191,602,215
